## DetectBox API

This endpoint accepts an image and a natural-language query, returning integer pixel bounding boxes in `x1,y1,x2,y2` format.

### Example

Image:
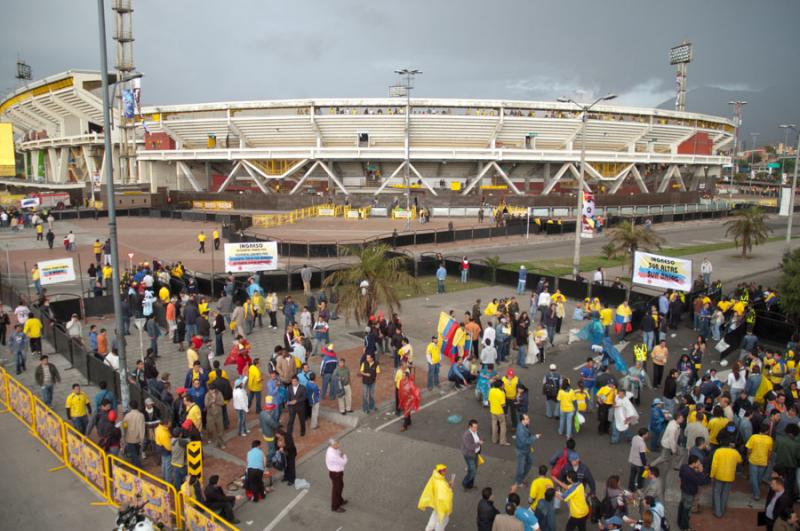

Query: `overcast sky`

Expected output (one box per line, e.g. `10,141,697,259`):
1,0,798,139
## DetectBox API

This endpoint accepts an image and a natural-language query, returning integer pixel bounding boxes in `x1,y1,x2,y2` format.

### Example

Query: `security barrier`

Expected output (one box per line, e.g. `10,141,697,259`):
108,454,181,529
251,203,337,228
0,366,236,530
64,422,109,498
32,396,65,460
182,494,239,531
7,374,34,428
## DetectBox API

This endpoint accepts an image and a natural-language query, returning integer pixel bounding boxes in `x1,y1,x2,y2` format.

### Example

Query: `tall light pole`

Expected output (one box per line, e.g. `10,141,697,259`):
557,93,617,279
780,124,800,251
97,0,130,410
393,68,421,231
669,41,693,112
728,101,747,178
749,132,760,186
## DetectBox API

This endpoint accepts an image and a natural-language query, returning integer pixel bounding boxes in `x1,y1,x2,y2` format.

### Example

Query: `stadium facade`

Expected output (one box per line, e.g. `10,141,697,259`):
1,70,734,196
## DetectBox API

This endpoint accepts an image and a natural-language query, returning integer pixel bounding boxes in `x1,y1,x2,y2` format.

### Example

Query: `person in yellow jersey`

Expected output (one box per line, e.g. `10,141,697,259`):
183,394,202,432
529,465,554,510
488,380,509,446
745,424,773,500
417,464,454,531
247,358,263,412
30,264,42,295
213,228,221,250
707,407,729,447
92,238,103,264
65,382,92,434
426,336,442,391
154,417,173,481
557,379,578,439
553,469,590,529
197,231,206,253
710,439,742,517
502,368,519,427
596,381,617,434
599,304,614,337
23,312,43,357
394,359,408,415
102,263,113,291
483,298,499,318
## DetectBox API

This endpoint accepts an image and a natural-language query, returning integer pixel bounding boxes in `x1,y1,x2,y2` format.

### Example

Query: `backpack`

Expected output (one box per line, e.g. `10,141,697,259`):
543,374,559,400
550,448,569,479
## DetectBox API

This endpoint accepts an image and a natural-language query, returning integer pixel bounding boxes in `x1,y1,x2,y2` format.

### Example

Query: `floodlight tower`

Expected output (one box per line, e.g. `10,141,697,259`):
728,101,747,176
669,41,693,112
392,68,421,231
112,0,136,183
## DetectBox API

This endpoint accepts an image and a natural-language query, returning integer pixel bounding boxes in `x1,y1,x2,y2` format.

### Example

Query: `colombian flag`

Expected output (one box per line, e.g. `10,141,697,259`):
437,312,464,363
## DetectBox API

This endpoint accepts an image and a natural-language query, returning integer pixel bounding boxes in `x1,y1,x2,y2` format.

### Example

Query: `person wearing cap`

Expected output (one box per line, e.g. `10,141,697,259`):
320,344,339,400
259,395,279,464
233,377,249,437
603,515,623,530
542,364,562,419
418,464,454,530
552,470,590,531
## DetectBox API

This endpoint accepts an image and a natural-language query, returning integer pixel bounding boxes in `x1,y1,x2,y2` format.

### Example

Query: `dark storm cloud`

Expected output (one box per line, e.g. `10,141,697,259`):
1,0,798,140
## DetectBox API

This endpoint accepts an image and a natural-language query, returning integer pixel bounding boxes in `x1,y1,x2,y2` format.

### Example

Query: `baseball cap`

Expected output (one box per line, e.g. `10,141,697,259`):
549,364,557,370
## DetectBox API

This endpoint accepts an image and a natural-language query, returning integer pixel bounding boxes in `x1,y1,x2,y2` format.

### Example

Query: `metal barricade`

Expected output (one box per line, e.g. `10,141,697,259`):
63,422,109,499
32,396,66,461
107,454,181,529
182,493,239,531
7,373,35,428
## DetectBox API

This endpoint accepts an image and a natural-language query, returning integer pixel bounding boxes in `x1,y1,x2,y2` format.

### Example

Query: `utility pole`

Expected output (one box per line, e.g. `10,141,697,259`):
96,0,130,410
728,101,747,179
780,125,799,251
557,93,617,279
393,68,421,231
749,132,760,186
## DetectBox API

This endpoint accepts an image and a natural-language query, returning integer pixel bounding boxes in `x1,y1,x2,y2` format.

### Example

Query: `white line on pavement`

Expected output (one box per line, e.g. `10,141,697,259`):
262,488,309,531
374,389,459,432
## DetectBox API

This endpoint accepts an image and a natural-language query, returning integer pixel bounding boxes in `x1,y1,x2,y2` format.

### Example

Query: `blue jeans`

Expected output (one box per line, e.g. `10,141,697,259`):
545,400,560,419
171,465,186,492
517,279,526,294
463,455,477,488
642,331,654,351
712,479,732,517
237,409,247,436
461,270,468,283
437,279,445,293
362,383,375,412
611,422,632,444
427,363,440,390
322,372,337,400
14,350,26,374
185,323,198,339
546,325,555,346
34,279,41,295
125,442,141,468
515,449,533,485
517,345,527,367
703,273,711,286
40,385,53,406
248,391,262,412
712,323,721,341
749,463,766,499
72,415,89,435
161,454,172,482
559,411,575,438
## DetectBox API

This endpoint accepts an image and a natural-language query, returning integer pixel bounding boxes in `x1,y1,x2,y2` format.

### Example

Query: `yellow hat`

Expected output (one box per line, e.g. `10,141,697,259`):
435,464,447,472
265,395,273,404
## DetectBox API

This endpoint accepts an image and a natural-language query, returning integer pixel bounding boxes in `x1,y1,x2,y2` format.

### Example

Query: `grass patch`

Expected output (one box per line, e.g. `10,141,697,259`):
500,236,791,277
396,277,490,299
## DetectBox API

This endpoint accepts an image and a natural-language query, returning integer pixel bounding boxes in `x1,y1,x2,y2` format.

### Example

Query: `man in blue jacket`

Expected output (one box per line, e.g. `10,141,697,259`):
514,414,541,487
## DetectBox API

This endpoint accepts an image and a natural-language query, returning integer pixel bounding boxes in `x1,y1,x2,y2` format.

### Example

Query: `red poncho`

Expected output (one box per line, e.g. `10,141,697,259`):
398,375,421,416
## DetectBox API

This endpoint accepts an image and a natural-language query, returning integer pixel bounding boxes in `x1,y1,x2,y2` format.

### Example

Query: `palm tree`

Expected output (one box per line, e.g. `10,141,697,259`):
482,255,502,283
323,244,419,323
608,220,666,273
724,206,771,257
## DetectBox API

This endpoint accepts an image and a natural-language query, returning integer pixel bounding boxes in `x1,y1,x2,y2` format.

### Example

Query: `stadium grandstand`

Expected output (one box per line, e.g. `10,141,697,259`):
1,70,735,197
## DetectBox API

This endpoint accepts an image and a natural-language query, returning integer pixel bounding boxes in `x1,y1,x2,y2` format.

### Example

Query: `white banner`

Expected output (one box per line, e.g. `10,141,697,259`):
581,191,595,239
223,242,278,273
780,187,792,216
632,251,692,292
21,197,40,209
38,257,76,285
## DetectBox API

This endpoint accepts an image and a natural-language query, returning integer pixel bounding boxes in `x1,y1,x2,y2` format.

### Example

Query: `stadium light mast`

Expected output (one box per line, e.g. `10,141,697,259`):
749,132,760,186
669,41,693,112
728,101,747,177
96,0,130,410
393,68,421,231
780,124,799,251
557,93,617,280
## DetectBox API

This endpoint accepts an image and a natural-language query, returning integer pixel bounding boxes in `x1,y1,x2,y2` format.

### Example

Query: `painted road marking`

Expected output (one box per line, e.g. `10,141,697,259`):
262,488,309,531
375,390,459,432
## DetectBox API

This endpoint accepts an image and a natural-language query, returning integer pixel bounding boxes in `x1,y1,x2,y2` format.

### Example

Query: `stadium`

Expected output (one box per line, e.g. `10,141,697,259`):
0,70,735,200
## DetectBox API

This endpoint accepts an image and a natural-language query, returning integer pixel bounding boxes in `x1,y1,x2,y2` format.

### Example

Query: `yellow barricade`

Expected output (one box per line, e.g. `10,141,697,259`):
0,366,8,407
108,454,181,529
32,396,65,460
182,493,239,531
7,373,34,428
64,422,109,498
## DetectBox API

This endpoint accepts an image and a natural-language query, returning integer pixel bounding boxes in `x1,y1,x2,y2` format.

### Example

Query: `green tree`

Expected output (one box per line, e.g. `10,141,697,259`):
601,242,617,260
608,220,666,273
483,255,502,283
723,206,771,257
323,244,418,323
778,248,800,323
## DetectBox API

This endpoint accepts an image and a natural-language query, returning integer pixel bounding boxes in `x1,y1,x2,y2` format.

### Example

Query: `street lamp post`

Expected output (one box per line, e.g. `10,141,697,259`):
557,94,617,279
780,124,800,251
96,0,130,410
728,101,747,178
394,68,421,231
749,132,760,187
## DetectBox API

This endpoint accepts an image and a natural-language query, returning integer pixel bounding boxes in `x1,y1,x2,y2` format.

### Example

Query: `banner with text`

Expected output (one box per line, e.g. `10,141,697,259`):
632,251,692,292
38,257,77,285
580,191,595,239
223,242,278,273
